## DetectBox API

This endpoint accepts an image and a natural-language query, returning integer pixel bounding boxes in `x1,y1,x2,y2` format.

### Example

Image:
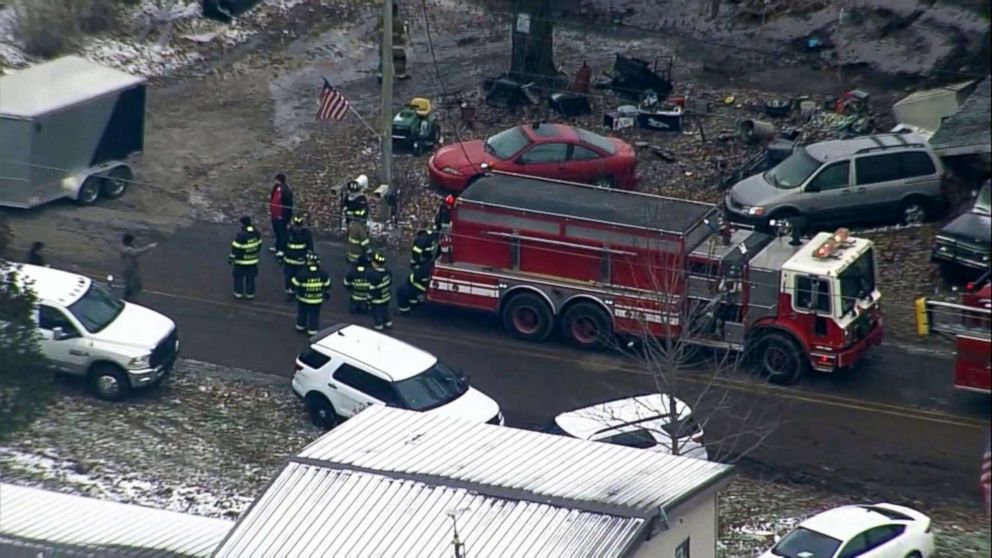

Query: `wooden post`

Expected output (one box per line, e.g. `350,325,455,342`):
379,0,394,223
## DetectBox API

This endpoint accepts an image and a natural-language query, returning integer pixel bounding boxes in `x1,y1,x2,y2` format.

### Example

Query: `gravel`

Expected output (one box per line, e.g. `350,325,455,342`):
1,359,988,556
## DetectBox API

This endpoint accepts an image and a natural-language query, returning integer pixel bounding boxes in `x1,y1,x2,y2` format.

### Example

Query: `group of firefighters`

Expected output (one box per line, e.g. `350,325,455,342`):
228,173,454,336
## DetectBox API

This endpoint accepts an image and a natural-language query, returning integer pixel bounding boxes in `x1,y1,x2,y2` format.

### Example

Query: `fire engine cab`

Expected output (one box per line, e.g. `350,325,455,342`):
916,271,992,393
427,172,884,383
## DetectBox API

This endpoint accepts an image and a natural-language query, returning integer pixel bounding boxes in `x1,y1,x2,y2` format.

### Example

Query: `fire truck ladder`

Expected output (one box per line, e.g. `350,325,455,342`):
916,298,992,341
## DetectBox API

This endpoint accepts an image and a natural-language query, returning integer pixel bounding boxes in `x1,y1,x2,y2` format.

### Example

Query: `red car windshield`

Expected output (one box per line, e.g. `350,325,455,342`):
484,127,531,159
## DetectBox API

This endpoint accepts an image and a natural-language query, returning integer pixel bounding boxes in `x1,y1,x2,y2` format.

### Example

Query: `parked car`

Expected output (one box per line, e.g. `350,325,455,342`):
14,264,178,401
291,324,503,429
931,180,990,280
427,123,638,191
760,503,934,558
542,393,708,460
725,133,945,230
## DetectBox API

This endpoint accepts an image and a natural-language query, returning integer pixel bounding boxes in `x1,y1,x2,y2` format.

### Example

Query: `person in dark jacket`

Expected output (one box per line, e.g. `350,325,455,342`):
342,253,371,314
269,173,294,258
282,215,314,300
341,175,370,225
366,252,393,330
409,223,439,270
397,261,433,313
230,216,263,300
434,194,455,230
26,242,46,266
120,234,158,301
291,252,331,335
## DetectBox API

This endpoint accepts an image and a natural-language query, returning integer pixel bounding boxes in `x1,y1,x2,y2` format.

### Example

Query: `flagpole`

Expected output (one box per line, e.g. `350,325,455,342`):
379,0,394,223
348,105,381,141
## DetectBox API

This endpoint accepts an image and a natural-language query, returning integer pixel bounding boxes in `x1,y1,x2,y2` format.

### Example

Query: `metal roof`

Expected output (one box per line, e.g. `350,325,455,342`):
313,324,436,381
0,55,145,119
460,174,714,234
930,76,991,157
0,483,233,558
215,464,644,558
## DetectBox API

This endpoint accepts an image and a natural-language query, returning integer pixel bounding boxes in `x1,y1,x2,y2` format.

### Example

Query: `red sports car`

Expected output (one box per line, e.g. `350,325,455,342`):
427,123,638,192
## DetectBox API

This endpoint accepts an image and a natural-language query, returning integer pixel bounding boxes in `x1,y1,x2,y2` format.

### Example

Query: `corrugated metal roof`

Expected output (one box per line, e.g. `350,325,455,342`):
0,56,145,119
215,463,644,558
930,76,991,157
0,483,233,557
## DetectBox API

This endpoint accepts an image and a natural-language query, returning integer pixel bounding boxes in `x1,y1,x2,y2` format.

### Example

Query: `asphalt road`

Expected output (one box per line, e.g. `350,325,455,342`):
5,220,991,503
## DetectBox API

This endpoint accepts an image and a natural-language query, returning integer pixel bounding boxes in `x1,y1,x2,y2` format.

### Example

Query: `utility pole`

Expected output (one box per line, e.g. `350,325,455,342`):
379,0,394,223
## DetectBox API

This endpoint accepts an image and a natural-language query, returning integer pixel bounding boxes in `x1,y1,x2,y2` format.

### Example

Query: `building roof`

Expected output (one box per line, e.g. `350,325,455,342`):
461,174,714,234
892,81,975,132
312,324,436,381
215,406,734,558
0,56,145,119
929,76,992,157
0,483,233,558
12,263,91,306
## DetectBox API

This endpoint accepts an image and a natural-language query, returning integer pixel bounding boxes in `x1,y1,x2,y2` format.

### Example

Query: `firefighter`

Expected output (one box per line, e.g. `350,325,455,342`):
346,218,371,265
397,260,433,314
367,252,393,330
409,223,439,270
282,214,314,300
341,175,370,225
291,252,331,335
342,253,371,314
229,216,262,300
434,194,455,230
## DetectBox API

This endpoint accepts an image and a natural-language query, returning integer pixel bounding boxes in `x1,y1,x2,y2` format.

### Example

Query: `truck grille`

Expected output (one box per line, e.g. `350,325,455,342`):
150,328,179,369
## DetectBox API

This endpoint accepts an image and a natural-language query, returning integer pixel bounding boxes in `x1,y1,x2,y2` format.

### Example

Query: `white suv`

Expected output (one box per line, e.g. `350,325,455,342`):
291,324,503,429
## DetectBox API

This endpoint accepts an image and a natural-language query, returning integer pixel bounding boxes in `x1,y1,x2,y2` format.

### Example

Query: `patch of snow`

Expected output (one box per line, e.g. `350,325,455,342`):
82,37,204,77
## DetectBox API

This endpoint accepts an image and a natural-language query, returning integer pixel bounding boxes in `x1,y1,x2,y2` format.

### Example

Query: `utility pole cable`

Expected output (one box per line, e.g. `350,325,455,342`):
380,0,394,223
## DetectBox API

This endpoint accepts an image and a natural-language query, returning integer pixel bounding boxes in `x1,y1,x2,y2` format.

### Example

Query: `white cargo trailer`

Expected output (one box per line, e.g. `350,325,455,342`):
0,56,146,209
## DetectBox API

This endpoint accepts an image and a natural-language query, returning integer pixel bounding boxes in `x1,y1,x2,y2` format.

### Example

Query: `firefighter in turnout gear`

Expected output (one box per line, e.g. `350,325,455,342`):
291,252,331,335
346,219,371,264
342,253,371,314
397,261,433,314
367,252,393,330
409,223,439,270
229,216,262,299
282,215,314,300
341,175,370,225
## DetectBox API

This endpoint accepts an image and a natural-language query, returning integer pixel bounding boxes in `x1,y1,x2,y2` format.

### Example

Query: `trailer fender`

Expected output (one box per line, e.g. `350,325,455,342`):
499,286,557,315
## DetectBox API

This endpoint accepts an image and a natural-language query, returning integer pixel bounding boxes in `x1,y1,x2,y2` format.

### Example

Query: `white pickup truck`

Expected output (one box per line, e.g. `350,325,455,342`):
17,264,179,400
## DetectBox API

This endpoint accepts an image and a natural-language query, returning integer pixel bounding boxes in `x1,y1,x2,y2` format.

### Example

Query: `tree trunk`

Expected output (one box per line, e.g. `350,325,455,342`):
710,0,721,19
510,0,556,83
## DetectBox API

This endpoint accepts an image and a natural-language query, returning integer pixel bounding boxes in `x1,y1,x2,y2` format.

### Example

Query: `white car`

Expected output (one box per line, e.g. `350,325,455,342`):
15,264,178,401
544,393,709,460
291,324,503,429
760,503,935,558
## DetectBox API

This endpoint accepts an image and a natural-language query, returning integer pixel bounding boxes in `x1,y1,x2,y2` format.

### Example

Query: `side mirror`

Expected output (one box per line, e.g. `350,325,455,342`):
52,326,65,341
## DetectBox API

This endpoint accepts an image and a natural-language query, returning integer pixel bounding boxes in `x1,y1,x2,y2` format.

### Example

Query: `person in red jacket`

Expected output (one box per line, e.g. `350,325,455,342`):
269,173,294,258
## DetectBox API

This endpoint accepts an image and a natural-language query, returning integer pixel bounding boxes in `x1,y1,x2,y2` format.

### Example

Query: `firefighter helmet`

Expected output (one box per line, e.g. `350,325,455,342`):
292,214,304,225
372,252,387,265
346,180,361,193
306,252,320,264
444,194,455,207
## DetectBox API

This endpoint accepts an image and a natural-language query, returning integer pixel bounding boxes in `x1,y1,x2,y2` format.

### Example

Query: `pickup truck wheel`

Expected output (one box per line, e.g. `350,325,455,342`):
90,364,131,401
101,167,131,199
502,292,554,342
757,333,808,385
561,303,613,350
76,177,102,205
306,393,338,430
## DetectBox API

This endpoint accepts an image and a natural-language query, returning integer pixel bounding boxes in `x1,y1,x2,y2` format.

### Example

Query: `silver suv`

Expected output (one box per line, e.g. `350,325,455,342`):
725,133,945,229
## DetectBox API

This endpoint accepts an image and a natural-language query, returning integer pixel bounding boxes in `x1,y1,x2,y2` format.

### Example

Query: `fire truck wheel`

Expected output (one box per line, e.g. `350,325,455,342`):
759,333,807,385
502,292,554,342
561,303,612,350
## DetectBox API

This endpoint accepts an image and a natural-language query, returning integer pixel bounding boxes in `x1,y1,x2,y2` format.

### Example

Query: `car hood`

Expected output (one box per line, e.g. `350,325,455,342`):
426,386,500,424
938,211,991,245
91,302,175,351
431,140,488,172
729,172,787,207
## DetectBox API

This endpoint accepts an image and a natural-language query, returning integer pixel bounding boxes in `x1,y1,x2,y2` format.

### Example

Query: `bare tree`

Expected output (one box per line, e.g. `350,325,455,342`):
510,0,556,83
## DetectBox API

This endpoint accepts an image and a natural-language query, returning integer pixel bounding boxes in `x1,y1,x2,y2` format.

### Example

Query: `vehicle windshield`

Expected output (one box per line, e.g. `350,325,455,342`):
770,527,842,558
974,182,991,215
576,128,617,155
764,149,821,189
66,282,125,333
838,247,877,305
484,126,531,159
393,360,469,411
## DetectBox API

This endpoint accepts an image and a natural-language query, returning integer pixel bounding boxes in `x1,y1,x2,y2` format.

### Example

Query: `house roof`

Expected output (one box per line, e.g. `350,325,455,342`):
0,483,233,558
215,406,734,558
929,76,992,157
0,56,145,119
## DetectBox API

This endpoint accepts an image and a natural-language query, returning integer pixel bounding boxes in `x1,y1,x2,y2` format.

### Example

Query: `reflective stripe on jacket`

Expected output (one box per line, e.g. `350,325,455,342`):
230,226,262,265
291,265,331,304
343,265,371,301
366,267,392,304
283,227,313,266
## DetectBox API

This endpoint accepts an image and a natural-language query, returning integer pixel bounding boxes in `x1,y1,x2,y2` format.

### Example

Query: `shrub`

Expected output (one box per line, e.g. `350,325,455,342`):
13,0,120,58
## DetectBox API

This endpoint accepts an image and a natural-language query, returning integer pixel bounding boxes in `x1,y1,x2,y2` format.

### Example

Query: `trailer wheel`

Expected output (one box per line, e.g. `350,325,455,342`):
502,292,554,342
756,333,807,385
101,167,131,199
76,177,102,205
561,302,613,350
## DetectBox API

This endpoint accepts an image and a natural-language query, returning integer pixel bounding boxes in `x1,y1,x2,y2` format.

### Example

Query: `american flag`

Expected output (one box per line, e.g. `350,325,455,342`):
316,79,350,121
982,431,991,514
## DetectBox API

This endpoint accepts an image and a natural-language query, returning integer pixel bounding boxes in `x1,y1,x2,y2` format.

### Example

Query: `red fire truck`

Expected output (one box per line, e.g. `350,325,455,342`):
427,172,884,383
916,271,992,393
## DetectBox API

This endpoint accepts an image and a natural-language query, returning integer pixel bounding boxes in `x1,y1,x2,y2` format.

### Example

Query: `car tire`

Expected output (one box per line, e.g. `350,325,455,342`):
593,175,615,188
101,166,131,199
76,176,102,205
561,302,613,350
502,291,554,342
306,393,339,430
905,553,922,558
898,197,928,226
756,333,808,385
89,363,131,401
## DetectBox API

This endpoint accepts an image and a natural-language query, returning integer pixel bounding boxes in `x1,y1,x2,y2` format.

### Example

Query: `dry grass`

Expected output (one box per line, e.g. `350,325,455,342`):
14,0,120,58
